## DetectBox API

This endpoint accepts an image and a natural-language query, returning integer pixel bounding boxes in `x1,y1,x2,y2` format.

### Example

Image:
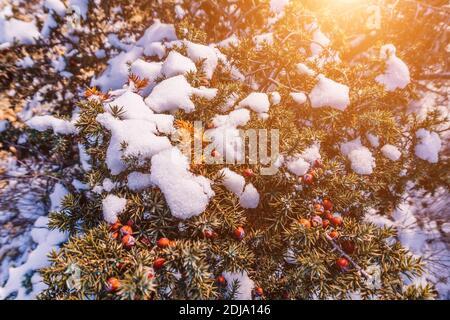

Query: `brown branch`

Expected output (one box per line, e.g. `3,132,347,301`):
325,234,371,280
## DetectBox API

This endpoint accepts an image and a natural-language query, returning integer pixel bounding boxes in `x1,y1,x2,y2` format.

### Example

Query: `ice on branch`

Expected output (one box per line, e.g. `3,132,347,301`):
222,271,254,300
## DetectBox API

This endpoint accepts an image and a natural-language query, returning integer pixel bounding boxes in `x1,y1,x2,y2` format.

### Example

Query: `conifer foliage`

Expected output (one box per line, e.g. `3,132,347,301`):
1,0,448,300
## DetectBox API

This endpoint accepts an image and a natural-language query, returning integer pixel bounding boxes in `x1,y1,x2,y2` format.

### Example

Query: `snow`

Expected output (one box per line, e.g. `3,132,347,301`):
290,92,307,105
300,144,321,164
130,59,163,95
270,0,290,13
253,33,273,48
105,90,153,117
296,63,315,77
348,147,376,175
217,35,239,48
286,156,310,176
415,129,442,163
149,147,214,219
211,108,250,128
206,109,250,163
0,184,68,300
145,75,217,113
0,17,40,45
105,90,174,134
96,112,172,175
375,44,410,91
69,0,88,19
239,183,260,209
219,168,245,196
78,143,91,171
270,92,281,105
186,41,218,79
381,144,401,161
102,194,127,224
308,23,330,56
161,51,197,78
340,137,363,157
237,92,270,114
127,172,153,191
143,41,166,59
91,46,143,91
340,138,376,174
16,56,34,68
309,75,350,111
366,132,380,148
136,20,177,46
26,115,77,135
222,271,254,300
44,0,66,16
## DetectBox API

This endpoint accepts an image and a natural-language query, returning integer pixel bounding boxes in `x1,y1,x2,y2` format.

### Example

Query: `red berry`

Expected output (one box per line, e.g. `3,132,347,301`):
116,261,127,271
323,199,333,211
126,220,134,226
106,277,120,292
336,257,349,269
216,275,226,285
341,240,356,255
110,221,122,231
303,174,313,185
234,227,245,240
120,225,133,236
324,212,333,221
153,258,166,270
299,218,311,229
121,234,136,248
243,168,254,177
255,287,264,296
322,219,330,229
331,216,343,226
203,229,217,239
157,237,170,248
314,203,324,213
112,231,119,239
328,230,339,239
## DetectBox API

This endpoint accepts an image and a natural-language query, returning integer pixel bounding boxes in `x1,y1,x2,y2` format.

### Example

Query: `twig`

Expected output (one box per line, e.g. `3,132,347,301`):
325,234,371,280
